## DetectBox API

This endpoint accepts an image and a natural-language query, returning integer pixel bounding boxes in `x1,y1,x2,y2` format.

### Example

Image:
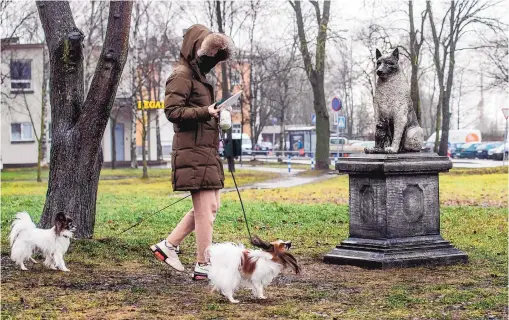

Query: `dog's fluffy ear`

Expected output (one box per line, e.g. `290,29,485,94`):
54,211,66,234
281,252,301,274
251,236,274,251
376,48,382,60
392,47,399,60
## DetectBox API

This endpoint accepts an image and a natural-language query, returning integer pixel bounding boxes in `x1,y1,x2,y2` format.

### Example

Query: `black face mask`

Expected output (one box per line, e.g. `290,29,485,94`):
197,55,218,74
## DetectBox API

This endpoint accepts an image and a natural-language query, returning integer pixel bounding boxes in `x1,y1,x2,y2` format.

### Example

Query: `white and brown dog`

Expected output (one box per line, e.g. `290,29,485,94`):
10,211,76,271
207,236,300,303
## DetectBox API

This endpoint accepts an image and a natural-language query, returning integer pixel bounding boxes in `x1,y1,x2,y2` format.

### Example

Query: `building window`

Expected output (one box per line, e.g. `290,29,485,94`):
11,123,34,142
10,60,32,91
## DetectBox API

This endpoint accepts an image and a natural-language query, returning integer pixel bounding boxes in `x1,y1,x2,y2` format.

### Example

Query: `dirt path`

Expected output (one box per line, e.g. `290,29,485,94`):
2,253,505,319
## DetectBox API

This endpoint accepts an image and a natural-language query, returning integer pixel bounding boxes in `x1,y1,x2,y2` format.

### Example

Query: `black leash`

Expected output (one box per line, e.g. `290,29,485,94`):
116,194,192,236
229,169,252,243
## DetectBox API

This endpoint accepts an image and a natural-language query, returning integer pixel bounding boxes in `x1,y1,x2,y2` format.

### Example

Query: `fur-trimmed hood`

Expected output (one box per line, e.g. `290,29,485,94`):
180,24,234,65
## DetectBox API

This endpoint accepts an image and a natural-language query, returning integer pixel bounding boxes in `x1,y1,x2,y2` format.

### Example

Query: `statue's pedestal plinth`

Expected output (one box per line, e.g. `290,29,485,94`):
324,153,468,269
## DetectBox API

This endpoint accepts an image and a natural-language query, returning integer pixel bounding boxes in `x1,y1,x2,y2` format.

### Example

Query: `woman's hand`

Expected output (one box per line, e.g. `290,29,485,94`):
208,103,224,119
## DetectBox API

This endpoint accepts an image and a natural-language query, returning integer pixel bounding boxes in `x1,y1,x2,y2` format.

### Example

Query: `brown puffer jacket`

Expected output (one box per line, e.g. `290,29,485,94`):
164,24,234,191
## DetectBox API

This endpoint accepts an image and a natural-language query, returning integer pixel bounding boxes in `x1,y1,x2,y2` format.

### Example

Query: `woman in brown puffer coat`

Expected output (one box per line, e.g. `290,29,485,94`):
150,24,234,280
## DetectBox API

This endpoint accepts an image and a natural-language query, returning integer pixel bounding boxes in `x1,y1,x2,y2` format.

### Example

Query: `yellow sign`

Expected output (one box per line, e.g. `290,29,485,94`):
137,101,164,110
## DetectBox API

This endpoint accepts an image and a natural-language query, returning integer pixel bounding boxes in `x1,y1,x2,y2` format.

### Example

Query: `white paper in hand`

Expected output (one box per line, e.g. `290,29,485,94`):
217,91,242,110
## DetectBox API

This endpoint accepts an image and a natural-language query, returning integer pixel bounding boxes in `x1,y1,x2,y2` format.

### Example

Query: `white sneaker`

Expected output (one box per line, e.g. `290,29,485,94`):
150,240,185,272
193,262,210,280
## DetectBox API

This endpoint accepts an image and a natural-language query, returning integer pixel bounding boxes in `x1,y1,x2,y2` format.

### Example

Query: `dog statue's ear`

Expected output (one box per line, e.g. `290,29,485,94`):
392,47,399,60
376,48,382,60
251,236,274,251
54,211,66,234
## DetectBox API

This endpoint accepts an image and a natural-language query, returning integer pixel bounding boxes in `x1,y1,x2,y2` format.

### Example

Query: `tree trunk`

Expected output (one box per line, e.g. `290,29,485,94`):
291,1,330,170
427,1,446,155
434,100,441,153
313,75,330,169
438,1,457,157
110,117,117,169
408,0,422,124
37,44,49,182
410,64,421,124
216,1,233,171
37,1,132,238
130,108,137,168
155,111,163,161
130,2,140,169
279,109,286,152
141,109,149,179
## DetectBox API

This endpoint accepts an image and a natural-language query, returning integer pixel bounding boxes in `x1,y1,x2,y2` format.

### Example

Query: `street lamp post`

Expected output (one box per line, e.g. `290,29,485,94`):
502,108,509,166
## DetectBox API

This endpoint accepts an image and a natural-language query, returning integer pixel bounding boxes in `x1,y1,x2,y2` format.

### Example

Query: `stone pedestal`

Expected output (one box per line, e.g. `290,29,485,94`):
324,153,468,269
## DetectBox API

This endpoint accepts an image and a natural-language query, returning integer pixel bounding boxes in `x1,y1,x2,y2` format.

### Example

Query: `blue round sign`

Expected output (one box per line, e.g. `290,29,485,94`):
332,97,342,111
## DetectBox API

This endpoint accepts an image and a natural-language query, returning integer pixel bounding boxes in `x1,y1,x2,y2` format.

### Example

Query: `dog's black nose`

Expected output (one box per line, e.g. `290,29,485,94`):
285,241,292,249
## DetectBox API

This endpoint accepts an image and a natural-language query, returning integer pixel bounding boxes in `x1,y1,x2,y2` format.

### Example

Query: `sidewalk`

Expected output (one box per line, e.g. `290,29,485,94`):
223,164,336,191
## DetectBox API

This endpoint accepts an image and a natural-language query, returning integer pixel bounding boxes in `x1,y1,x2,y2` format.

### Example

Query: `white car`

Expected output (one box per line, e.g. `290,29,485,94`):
488,142,508,160
242,137,252,155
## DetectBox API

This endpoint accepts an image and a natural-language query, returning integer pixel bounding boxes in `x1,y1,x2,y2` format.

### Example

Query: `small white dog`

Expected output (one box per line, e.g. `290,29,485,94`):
207,236,300,303
10,211,76,271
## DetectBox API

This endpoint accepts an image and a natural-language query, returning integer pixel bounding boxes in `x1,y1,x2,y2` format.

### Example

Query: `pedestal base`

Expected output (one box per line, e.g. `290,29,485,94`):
324,235,468,269
325,153,468,269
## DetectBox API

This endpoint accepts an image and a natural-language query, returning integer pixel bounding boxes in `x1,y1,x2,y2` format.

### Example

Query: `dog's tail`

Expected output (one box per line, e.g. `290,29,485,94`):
207,242,244,295
10,211,36,247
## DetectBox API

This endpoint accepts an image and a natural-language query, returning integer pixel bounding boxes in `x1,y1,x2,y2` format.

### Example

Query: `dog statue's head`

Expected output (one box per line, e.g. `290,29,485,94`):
376,47,400,79
54,212,77,236
251,236,300,274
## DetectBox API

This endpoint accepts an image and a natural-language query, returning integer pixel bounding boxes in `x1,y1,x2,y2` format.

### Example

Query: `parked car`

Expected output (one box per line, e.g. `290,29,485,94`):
254,141,273,155
476,142,503,159
424,129,481,153
349,141,376,153
242,135,252,155
454,142,482,159
488,142,508,160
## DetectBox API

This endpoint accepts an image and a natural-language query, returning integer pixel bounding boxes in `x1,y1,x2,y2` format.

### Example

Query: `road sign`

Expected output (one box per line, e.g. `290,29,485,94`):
338,116,346,129
502,108,509,119
311,114,316,125
332,97,342,111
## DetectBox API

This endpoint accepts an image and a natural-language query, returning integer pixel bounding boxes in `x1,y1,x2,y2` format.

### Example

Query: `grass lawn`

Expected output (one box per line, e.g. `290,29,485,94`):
1,167,507,319
223,168,508,208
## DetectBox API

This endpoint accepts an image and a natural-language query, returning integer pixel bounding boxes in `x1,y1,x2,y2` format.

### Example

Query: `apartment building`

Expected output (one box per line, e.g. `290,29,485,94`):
1,38,171,168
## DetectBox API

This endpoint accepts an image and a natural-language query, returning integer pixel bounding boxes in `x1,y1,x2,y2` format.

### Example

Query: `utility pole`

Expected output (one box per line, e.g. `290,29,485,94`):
502,108,509,166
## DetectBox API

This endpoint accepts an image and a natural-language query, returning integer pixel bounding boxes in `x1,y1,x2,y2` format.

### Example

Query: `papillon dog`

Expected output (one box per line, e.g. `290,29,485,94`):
207,236,300,303
10,211,76,272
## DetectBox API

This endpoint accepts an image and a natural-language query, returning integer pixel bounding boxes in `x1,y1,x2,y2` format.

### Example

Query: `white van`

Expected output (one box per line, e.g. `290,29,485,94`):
424,129,482,152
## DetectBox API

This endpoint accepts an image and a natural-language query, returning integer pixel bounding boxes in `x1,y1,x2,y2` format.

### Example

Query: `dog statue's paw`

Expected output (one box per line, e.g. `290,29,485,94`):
365,147,384,154
229,298,239,304
61,268,70,272
384,146,398,154
21,266,28,271
257,295,267,300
